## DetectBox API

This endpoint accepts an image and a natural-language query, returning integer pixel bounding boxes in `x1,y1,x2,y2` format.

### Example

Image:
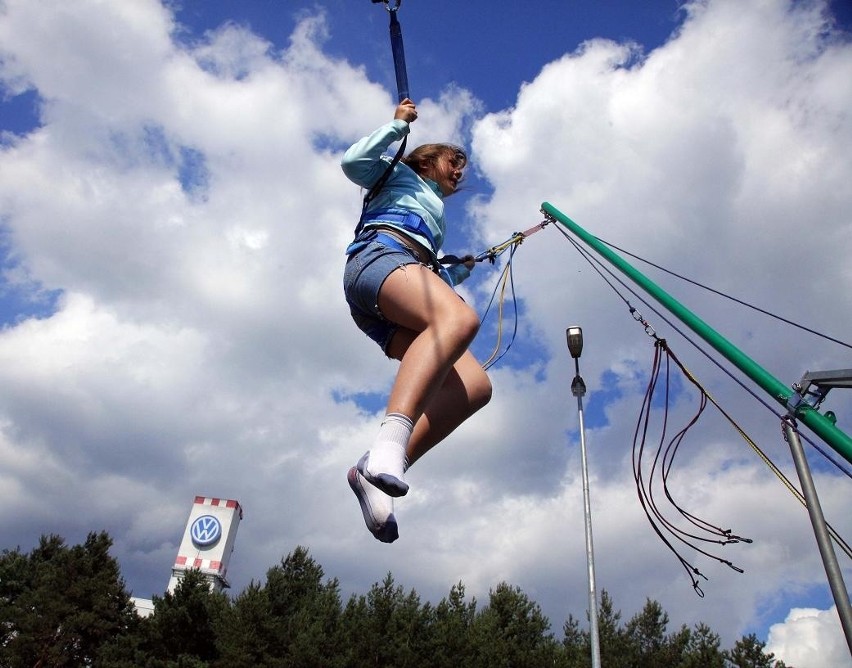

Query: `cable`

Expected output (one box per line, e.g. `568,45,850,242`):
673,347,852,560
479,244,520,370
448,221,550,371
597,237,852,351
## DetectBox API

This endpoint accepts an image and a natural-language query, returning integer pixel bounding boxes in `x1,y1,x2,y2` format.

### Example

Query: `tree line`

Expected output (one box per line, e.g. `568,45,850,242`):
0,531,790,667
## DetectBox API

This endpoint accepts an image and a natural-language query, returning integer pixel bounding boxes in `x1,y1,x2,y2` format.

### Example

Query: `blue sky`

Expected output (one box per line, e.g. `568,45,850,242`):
172,1,685,107
2,2,851,665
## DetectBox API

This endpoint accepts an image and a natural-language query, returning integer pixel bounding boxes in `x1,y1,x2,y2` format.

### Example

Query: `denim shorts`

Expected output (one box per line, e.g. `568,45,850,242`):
343,233,425,353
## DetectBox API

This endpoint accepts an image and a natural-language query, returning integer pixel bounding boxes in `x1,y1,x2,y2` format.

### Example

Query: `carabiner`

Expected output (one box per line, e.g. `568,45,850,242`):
372,0,402,11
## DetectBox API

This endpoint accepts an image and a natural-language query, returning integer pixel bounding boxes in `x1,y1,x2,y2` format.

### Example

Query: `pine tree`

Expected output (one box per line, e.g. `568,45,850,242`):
340,573,432,667
726,633,789,668
596,590,633,668
0,532,138,667
470,581,561,668
428,583,478,668
561,613,590,667
214,581,278,667
625,598,669,660
265,546,344,667
145,567,229,666
680,622,726,668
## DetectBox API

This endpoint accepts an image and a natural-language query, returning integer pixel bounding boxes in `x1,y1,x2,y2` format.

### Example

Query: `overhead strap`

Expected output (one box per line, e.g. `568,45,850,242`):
388,8,409,102
360,0,410,222
370,0,409,102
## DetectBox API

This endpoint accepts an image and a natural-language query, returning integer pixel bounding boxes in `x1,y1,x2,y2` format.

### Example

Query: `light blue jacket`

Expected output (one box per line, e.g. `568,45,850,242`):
341,119,470,286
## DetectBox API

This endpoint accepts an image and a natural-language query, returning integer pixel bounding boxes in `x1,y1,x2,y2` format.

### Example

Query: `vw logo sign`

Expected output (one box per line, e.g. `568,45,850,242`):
190,515,222,548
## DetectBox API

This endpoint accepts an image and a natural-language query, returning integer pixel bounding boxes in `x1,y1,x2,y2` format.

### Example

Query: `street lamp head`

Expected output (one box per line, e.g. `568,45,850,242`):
567,326,583,359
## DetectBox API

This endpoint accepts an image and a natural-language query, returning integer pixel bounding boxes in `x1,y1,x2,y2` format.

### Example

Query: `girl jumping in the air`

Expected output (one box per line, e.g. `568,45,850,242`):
341,98,492,542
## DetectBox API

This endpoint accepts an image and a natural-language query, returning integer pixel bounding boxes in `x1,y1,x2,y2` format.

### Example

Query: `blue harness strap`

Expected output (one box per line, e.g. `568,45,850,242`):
349,208,437,254
362,210,435,248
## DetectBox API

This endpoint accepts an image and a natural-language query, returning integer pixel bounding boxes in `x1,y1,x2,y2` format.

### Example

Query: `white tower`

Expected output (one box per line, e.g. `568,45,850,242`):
167,496,243,593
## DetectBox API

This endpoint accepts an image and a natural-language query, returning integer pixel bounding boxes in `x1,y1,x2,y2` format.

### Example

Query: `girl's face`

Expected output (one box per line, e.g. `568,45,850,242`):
427,152,466,196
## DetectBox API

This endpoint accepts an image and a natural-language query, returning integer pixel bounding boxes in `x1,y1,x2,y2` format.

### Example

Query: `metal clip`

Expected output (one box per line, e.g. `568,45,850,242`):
375,0,402,11
628,306,657,339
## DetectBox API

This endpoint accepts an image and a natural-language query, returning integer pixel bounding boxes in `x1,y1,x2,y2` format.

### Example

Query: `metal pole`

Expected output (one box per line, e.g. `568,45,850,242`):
782,419,852,654
567,327,601,668
541,201,852,466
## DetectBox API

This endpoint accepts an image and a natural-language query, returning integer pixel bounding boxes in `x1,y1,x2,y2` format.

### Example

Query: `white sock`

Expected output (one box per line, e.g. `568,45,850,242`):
365,412,413,481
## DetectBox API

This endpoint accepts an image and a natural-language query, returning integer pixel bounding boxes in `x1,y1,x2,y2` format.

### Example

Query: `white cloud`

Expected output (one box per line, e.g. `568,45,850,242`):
766,607,852,668
0,0,850,655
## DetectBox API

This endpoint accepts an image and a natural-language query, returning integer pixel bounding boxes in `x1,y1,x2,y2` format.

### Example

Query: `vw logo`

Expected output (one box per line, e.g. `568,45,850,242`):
190,515,222,547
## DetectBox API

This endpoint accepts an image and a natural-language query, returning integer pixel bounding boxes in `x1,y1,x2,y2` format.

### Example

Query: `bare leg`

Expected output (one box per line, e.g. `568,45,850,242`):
387,333,491,466
381,264,492,466
379,263,484,421
349,263,491,540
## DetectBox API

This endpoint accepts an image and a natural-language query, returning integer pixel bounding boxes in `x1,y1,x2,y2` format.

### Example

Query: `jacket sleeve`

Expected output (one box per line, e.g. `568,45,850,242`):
341,119,410,189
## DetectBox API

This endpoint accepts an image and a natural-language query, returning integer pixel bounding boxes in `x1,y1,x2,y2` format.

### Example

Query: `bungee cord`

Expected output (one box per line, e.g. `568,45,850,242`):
675,349,852,560
479,243,520,371
439,220,550,266
633,339,750,596
371,0,409,100
448,220,551,371
545,216,852,592
357,0,409,231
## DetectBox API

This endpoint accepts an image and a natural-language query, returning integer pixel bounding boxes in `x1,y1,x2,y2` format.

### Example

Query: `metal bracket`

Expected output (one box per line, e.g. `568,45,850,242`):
790,368,852,413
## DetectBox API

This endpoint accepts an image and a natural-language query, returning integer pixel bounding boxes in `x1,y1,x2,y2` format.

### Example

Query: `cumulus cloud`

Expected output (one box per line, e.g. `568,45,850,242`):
766,607,851,668
0,0,850,655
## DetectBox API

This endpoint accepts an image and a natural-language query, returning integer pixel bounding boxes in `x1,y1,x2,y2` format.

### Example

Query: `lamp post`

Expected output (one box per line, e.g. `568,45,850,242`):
567,326,601,668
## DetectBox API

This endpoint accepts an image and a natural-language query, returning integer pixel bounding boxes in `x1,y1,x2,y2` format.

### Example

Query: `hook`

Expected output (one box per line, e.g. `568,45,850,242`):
373,0,402,11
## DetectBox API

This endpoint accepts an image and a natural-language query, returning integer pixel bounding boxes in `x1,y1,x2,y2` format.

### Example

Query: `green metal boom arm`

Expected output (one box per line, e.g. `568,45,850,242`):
541,201,852,465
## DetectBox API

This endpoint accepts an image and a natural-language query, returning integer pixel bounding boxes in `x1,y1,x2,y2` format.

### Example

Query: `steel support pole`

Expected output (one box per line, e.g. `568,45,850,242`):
783,420,852,655
576,388,602,668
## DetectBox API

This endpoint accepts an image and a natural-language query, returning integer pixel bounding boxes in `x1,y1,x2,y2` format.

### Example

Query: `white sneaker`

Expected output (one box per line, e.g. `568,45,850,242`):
347,466,399,543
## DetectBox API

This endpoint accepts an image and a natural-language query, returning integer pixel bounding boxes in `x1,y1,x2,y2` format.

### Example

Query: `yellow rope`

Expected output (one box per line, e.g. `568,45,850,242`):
481,261,513,369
